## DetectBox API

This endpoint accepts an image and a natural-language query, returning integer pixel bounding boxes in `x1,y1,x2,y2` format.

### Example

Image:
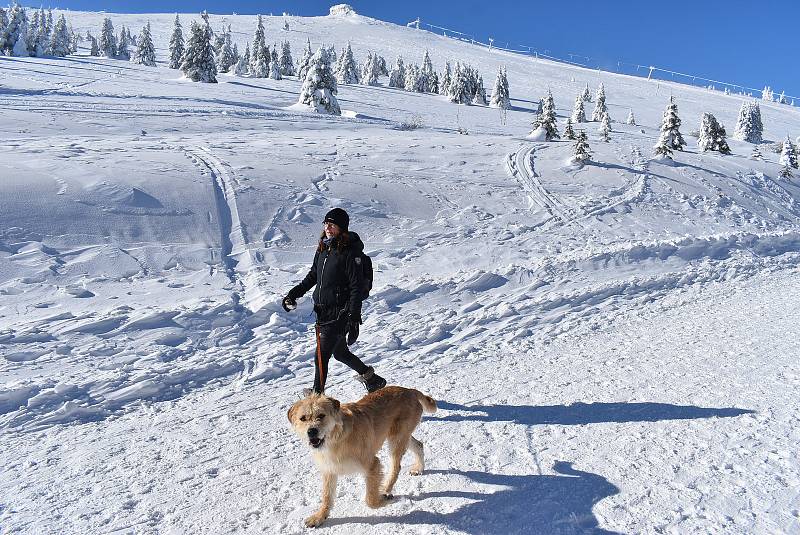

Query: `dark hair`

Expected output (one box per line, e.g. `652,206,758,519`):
317,230,350,252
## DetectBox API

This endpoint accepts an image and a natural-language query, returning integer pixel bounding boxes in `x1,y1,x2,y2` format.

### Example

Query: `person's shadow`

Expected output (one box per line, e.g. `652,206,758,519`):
325,462,622,534
433,400,754,426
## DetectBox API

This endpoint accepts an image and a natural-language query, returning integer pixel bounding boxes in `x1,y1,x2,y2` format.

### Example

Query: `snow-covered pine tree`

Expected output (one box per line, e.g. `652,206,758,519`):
296,38,313,81
168,14,184,69
1,3,26,56
535,98,544,115
48,14,70,57
250,17,268,78
116,25,130,60
598,112,611,142
335,41,358,84
181,15,217,83
780,135,798,169
573,130,591,163
298,47,340,115
656,96,686,151
125,26,135,47
420,49,434,93
591,82,607,121
216,28,235,73
34,7,48,56
733,102,763,143
99,17,116,58
571,93,586,123
0,8,7,52
533,89,559,140
235,43,250,75
779,164,793,179
213,26,225,59
132,22,156,66
429,70,439,94
473,75,488,105
326,45,337,64
448,62,472,104
697,112,731,154
68,23,79,54
626,109,636,125
361,51,381,86
232,43,239,65
440,61,452,96
750,145,763,160
581,83,592,102
375,54,388,76
490,66,510,109
761,86,773,102
279,41,295,76
388,56,405,89
404,63,420,92
564,117,576,140
89,34,99,56
269,46,282,79
778,91,787,104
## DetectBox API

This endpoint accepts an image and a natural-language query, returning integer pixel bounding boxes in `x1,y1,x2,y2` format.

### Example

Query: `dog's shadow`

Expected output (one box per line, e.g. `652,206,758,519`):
432,400,755,426
324,462,622,534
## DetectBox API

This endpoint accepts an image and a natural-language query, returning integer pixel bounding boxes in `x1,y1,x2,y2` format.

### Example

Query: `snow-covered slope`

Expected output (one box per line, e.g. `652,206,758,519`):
1,7,799,534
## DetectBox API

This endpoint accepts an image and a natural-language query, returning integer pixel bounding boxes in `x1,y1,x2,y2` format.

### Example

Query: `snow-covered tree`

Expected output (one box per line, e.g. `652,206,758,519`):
68,23,79,54
388,56,405,89
335,41,359,84
564,117,576,140
235,43,250,76
420,49,435,93
440,61,452,96
250,17,268,78
1,3,27,56
298,47,340,115
697,113,731,154
448,62,472,104
626,109,636,126
403,63,421,93
532,88,559,140
733,102,763,143
573,130,591,163
279,41,295,76
181,15,217,83
132,22,156,66
598,112,611,142
216,27,235,73
99,17,116,58
779,164,793,179
89,34,99,56
429,70,439,94
591,82,607,121
780,135,798,169
778,91,788,104
581,83,592,102
116,25,130,60
761,86,773,102
269,46,282,79
0,8,7,52
655,96,686,154
34,7,48,56
361,51,381,86
168,14,184,69
296,38,313,81
490,66,510,109
48,14,70,57
473,75,488,105
750,145,763,160
571,93,586,123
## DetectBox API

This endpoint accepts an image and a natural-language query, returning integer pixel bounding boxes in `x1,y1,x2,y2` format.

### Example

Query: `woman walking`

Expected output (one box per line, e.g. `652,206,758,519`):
282,208,387,394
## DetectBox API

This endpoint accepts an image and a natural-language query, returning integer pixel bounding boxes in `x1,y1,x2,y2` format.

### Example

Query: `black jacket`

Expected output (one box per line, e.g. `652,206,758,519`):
288,232,365,323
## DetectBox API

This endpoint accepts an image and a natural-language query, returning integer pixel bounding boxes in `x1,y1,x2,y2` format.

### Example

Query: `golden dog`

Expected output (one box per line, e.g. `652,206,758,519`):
287,386,437,527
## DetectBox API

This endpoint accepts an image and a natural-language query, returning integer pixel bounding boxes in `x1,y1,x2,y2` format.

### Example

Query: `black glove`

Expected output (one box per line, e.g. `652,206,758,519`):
282,295,296,312
346,313,362,345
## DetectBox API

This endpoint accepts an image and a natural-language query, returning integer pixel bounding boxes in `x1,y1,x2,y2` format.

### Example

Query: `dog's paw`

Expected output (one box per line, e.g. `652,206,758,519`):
304,513,328,528
382,493,394,501
366,495,391,509
409,466,423,476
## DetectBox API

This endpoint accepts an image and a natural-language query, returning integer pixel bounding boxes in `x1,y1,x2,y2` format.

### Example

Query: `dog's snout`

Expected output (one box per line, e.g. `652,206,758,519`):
307,427,319,438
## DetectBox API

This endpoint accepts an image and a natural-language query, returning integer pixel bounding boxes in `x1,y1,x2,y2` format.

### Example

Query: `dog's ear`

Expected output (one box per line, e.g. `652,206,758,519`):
331,398,340,412
287,403,297,423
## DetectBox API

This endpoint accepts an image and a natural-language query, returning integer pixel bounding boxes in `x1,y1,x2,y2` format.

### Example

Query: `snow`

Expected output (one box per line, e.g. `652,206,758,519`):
1,7,800,535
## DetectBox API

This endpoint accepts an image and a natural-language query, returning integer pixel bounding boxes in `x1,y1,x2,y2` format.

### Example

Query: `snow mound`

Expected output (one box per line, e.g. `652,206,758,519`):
329,4,356,16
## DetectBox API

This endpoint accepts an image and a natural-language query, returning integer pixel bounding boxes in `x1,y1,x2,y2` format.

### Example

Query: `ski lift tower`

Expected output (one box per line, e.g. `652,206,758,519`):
407,17,420,30
488,37,494,51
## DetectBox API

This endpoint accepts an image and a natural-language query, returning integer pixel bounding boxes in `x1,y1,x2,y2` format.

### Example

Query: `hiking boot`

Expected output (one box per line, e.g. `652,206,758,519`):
357,366,387,393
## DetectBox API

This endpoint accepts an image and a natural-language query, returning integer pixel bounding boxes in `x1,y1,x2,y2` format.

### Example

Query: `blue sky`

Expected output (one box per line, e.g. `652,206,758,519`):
52,0,798,98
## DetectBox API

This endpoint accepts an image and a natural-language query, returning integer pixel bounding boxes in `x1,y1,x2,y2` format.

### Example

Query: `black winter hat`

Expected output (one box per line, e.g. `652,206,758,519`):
324,208,349,231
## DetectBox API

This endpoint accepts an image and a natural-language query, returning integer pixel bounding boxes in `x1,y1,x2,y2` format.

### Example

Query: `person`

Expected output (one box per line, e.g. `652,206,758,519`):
282,208,387,395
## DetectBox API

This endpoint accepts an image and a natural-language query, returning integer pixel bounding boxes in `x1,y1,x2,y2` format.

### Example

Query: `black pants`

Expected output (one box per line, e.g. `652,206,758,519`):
313,320,369,393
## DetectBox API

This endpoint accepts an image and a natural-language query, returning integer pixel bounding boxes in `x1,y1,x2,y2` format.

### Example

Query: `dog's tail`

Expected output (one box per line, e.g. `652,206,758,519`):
414,390,437,413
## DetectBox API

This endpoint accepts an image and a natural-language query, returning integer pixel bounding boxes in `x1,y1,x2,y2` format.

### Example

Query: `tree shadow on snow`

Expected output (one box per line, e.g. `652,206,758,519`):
324,462,621,534
434,400,754,426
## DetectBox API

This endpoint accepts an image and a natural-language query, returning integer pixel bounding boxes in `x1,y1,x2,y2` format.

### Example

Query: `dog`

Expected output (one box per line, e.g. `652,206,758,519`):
287,386,437,527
